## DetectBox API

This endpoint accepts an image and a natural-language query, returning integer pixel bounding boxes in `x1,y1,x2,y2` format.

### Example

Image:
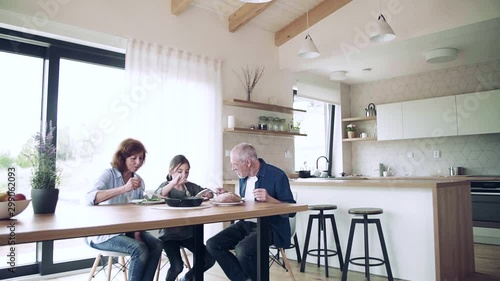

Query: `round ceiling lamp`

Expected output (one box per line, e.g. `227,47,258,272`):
240,0,272,3
330,71,348,81
425,48,459,63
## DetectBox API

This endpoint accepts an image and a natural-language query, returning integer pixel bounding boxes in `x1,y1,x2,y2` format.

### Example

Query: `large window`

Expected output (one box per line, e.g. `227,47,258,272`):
0,48,44,271
293,96,335,174
0,28,125,279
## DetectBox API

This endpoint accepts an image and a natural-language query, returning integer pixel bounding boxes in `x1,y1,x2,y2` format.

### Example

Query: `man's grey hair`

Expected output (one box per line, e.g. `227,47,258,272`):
231,143,258,161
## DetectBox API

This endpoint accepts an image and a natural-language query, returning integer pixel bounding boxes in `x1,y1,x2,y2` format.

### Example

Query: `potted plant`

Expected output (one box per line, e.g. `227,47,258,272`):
26,122,61,214
346,124,356,138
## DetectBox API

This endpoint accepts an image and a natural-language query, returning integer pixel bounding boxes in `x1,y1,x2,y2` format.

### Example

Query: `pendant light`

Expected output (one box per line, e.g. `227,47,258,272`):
369,0,396,43
298,4,320,58
240,0,272,3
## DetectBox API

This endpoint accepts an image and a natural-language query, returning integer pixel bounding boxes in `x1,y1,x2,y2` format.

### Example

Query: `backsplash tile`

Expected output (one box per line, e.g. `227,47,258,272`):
223,134,294,179
349,58,500,177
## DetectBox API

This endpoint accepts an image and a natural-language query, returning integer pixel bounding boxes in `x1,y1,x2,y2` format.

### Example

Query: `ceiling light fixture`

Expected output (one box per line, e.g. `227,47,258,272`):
425,48,459,63
330,71,348,81
240,0,272,3
369,0,396,43
297,3,320,59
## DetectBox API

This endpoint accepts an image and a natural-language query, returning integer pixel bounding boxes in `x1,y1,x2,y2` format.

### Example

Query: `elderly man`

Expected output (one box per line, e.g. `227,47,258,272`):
206,143,295,281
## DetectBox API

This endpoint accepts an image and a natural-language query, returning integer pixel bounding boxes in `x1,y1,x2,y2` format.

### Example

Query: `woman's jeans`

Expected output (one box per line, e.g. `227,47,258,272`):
90,232,162,281
162,238,215,281
206,221,273,281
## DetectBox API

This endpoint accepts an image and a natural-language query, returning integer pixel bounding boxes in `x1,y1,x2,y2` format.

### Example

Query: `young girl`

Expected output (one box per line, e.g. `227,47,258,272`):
155,155,215,281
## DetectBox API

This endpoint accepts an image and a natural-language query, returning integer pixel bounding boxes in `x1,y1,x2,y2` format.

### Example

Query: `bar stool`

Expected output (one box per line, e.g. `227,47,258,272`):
342,208,393,281
300,204,343,277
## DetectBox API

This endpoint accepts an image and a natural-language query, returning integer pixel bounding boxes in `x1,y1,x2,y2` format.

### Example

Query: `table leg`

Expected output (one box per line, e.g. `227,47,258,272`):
193,224,204,281
257,216,270,281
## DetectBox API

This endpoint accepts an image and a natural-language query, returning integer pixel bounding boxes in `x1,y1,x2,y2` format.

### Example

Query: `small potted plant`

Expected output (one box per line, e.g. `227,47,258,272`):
26,122,61,214
346,124,356,138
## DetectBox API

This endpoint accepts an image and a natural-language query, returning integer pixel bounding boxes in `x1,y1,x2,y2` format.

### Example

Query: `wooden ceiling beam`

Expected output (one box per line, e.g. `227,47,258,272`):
274,0,352,46
171,0,193,15
228,0,277,33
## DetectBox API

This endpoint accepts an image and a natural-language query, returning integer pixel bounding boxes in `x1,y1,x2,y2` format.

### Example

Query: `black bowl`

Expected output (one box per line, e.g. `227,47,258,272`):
165,197,203,207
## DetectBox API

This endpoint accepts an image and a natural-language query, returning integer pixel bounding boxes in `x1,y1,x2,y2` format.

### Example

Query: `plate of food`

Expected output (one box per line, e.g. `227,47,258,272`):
210,192,244,206
210,200,244,206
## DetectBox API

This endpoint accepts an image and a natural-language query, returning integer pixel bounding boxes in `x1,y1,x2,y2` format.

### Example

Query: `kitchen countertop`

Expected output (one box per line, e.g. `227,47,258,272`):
224,176,499,189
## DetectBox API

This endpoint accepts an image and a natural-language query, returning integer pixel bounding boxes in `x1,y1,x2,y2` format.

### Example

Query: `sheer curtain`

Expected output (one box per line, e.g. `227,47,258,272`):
125,38,223,192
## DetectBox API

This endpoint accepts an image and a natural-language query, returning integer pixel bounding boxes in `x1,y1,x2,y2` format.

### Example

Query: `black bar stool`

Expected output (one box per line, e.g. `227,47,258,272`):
300,204,343,277
342,208,393,281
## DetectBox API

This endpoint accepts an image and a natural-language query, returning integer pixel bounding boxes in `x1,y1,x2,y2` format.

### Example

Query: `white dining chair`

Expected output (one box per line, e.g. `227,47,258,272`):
87,247,130,281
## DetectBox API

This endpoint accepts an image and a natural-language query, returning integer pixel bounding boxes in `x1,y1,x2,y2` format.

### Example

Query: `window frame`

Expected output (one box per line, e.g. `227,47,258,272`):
0,27,125,279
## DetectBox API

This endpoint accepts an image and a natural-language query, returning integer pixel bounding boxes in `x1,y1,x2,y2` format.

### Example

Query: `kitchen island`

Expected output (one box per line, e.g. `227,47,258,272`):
224,178,474,281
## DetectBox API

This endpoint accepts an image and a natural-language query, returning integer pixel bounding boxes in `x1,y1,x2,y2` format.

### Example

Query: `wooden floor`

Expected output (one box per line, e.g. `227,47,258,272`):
13,243,500,281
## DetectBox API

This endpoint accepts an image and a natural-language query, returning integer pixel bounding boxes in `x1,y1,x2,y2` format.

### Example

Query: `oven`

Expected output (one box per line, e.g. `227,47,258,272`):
471,180,500,245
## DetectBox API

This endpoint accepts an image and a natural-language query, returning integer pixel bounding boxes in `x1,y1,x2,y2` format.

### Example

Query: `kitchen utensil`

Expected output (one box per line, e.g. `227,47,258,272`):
365,103,377,116
195,189,214,198
165,197,203,207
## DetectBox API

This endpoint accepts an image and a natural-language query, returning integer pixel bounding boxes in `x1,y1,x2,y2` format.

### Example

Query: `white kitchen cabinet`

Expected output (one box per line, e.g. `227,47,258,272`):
402,96,457,139
376,102,403,140
456,90,500,135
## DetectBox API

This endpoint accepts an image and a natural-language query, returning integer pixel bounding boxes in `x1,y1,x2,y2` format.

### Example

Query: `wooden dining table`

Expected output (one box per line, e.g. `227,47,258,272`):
0,200,307,281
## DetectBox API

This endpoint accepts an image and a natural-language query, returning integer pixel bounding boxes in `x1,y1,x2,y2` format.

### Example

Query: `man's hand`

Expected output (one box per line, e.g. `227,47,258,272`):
134,231,143,242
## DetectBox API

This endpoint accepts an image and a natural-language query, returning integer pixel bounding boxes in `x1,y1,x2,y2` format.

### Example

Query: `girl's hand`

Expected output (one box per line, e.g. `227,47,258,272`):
215,187,227,195
170,174,186,186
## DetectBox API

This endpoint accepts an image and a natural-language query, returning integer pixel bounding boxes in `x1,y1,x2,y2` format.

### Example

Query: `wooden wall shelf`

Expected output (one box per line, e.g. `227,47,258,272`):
224,127,307,137
342,116,376,122
223,99,306,114
342,137,377,142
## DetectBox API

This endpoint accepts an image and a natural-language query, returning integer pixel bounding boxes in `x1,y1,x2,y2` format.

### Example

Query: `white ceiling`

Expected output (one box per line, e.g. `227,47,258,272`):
194,0,500,84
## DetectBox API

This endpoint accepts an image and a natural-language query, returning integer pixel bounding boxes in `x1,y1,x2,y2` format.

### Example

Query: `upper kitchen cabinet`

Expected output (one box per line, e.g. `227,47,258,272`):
402,96,458,139
377,103,403,141
456,90,500,135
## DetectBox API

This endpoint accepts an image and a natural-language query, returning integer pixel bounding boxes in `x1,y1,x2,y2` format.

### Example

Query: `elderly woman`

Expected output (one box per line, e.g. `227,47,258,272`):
85,138,162,281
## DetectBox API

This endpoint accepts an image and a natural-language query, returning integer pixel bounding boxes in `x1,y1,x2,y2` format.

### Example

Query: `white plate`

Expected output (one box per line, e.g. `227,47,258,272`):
211,200,244,206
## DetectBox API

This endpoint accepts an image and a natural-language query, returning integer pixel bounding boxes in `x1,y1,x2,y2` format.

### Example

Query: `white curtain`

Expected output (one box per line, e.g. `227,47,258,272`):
125,38,223,191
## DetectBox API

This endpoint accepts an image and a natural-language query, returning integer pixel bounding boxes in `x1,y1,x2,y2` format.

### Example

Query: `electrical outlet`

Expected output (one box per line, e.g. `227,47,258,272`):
225,150,231,157
407,152,414,158
433,150,440,159
284,150,292,159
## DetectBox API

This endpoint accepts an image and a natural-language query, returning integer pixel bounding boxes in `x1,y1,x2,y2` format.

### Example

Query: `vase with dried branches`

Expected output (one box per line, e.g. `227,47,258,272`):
233,65,265,101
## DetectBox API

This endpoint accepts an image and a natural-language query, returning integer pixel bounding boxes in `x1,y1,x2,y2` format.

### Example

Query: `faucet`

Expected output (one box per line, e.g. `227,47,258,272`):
316,156,329,176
